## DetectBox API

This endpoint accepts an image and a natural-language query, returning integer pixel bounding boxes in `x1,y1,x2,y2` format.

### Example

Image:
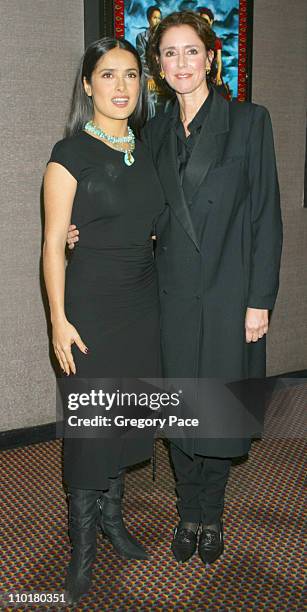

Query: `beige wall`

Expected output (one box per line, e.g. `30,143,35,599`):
252,0,307,374
0,1,84,431
0,1,306,432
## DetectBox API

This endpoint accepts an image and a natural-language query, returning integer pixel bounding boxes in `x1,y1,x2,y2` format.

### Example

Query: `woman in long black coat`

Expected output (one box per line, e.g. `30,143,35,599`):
143,11,283,565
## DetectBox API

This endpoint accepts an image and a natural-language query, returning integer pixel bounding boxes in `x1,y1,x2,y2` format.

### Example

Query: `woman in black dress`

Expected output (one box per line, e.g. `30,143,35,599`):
43,38,164,604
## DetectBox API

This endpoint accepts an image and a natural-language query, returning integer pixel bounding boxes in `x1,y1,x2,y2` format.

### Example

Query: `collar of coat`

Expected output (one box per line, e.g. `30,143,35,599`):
171,86,213,135
155,88,230,251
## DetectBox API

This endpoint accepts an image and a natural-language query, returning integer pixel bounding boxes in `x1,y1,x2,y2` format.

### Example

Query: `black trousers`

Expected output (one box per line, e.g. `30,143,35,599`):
170,444,231,524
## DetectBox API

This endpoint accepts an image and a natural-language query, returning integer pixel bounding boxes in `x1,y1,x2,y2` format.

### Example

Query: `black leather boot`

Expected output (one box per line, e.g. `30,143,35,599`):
97,471,149,560
64,488,99,605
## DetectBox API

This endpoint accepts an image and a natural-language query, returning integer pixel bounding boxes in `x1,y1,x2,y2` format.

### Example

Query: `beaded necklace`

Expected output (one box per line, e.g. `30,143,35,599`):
84,120,135,166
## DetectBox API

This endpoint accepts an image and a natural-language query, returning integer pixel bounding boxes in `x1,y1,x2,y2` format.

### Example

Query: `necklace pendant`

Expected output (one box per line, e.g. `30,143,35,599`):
124,150,135,166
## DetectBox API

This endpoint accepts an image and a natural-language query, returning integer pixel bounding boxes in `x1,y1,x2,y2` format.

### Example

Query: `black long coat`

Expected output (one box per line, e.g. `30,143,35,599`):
143,90,283,456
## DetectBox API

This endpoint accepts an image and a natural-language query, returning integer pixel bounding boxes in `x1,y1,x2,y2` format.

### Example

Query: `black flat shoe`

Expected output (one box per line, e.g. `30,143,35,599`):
171,522,199,563
198,521,224,565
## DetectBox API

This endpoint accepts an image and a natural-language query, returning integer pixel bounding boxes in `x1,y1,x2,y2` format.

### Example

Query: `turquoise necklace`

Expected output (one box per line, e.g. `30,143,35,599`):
84,120,135,166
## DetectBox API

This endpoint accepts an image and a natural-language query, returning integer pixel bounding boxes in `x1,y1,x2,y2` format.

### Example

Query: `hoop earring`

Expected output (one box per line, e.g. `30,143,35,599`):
159,70,165,79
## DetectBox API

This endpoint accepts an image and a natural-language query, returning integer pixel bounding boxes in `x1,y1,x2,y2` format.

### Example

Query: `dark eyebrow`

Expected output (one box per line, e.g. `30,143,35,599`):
98,67,138,73
161,44,200,51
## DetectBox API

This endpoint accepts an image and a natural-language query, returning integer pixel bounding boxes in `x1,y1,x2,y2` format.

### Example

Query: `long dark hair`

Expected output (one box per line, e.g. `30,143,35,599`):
148,11,216,96
65,37,147,138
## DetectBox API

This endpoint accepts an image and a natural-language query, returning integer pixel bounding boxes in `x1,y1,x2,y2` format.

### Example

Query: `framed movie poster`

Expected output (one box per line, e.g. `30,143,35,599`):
113,1,253,109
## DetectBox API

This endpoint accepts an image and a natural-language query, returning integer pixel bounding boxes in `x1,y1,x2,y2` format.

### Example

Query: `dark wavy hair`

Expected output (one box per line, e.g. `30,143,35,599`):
65,37,147,138
148,11,216,96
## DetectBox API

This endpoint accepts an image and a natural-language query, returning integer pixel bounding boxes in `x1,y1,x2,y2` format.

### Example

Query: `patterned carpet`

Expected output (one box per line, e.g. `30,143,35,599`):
0,387,305,611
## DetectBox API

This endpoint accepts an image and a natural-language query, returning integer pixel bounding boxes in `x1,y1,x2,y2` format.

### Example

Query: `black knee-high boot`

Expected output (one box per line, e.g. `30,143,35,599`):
97,471,148,560
65,488,99,605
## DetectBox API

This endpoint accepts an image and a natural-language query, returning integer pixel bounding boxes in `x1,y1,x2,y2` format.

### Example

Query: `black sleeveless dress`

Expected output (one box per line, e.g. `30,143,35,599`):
49,131,165,490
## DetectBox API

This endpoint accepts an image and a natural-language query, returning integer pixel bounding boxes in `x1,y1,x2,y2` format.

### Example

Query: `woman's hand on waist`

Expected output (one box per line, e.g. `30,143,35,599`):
67,224,79,250
52,317,88,375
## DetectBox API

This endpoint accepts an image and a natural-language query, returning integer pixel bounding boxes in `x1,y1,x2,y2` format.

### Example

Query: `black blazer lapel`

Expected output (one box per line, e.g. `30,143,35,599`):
182,89,230,201
157,125,200,251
